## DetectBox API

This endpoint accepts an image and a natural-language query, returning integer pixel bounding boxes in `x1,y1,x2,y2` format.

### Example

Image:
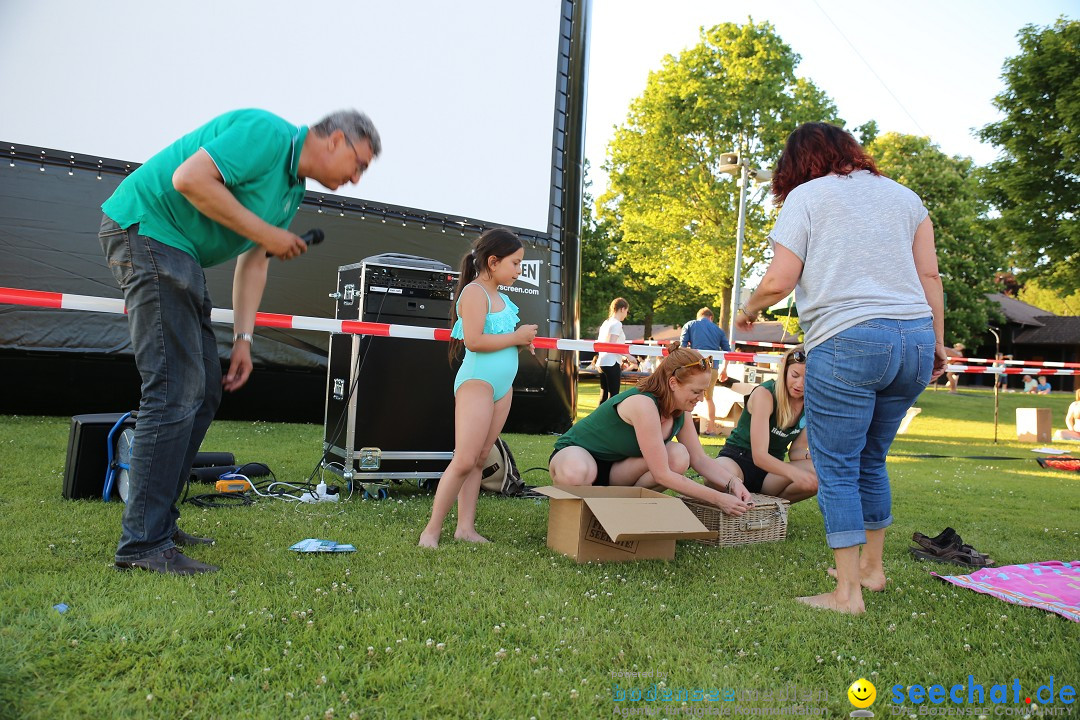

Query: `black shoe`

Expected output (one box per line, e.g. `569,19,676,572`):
173,528,215,546
115,547,219,575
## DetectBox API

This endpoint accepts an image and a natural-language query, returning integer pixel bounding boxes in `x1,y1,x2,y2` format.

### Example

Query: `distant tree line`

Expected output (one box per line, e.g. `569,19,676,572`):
580,18,1079,348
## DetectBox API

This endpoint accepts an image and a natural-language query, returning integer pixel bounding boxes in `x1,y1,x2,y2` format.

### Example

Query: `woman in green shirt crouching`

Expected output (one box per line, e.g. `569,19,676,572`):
712,345,817,503
549,346,755,516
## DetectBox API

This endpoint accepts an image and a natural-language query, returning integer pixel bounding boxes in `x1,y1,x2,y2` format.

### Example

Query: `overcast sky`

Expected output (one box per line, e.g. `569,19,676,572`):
1,0,1075,231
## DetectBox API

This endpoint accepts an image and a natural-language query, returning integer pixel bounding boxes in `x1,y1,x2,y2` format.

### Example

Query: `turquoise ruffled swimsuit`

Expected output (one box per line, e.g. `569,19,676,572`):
450,283,521,401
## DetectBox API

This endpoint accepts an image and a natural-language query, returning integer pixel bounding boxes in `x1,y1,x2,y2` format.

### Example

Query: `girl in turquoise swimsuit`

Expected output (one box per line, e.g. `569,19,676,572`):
419,228,538,548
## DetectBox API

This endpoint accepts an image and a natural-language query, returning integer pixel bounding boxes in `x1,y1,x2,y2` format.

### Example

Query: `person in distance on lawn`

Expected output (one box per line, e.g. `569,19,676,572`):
711,345,817,503
419,229,538,548
737,122,947,614
946,343,964,393
596,298,631,404
1055,389,1080,441
679,307,731,434
548,346,755,516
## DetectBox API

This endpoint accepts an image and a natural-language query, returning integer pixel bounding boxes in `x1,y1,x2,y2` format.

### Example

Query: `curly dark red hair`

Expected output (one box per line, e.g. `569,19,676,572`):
771,123,880,205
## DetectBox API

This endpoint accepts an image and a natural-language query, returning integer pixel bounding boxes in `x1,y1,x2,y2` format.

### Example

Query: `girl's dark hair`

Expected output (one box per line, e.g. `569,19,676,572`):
771,122,880,205
448,227,523,362
636,345,707,418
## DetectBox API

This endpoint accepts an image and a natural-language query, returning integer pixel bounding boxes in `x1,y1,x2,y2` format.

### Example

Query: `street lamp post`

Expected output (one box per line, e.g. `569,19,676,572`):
989,326,1001,444
718,152,771,344
730,162,750,346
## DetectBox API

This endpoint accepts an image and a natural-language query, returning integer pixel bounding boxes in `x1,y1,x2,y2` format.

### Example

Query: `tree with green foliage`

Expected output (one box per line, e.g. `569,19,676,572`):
977,18,1080,291
855,119,879,147
600,21,839,328
579,170,649,334
1017,280,1080,316
579,164,707,338
868,132,1004,347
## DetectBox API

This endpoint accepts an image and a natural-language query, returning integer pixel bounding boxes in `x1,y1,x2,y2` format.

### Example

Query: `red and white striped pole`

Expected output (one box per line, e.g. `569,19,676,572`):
735,340,798,349
954,356,1080,369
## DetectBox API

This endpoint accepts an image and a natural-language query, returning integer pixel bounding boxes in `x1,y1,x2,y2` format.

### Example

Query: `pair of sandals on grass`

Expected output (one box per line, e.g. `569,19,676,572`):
910,527,994,568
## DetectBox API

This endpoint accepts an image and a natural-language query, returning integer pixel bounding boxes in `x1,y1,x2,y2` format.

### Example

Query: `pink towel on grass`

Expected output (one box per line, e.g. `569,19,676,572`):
932,561,1080,622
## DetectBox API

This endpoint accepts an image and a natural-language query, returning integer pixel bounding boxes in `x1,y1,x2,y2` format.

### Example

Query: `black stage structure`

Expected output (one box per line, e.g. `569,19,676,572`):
0,0,590,434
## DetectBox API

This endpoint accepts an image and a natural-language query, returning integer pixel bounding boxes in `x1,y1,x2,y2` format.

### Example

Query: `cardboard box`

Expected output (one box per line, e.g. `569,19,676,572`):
534,485,716,563
1016,407,1052,443
695,383,755,430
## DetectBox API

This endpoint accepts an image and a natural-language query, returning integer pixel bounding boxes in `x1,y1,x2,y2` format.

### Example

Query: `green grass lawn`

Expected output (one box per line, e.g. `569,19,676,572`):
1,383,1077,719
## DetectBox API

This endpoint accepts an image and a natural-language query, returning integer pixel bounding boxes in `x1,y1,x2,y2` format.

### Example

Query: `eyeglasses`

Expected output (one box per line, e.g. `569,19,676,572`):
675,357,710,373
789,350,807,363
343,135,370,177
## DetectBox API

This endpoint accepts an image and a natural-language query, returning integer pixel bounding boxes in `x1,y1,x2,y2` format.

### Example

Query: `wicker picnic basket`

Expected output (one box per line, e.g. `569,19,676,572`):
681,493,790,547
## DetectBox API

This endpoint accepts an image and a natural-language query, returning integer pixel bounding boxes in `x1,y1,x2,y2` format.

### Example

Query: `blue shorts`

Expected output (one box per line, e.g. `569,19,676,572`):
454,346,519,401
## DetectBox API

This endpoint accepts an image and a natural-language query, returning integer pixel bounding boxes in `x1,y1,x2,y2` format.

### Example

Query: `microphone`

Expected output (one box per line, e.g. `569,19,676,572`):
267,228,324,257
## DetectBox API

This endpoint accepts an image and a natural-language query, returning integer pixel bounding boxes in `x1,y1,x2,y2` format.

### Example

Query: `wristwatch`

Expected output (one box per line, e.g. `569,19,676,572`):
233,332,254,343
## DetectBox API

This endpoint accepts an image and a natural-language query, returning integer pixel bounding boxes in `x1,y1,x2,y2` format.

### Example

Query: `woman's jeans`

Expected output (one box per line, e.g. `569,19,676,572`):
804,318,935,549
99,215,222,562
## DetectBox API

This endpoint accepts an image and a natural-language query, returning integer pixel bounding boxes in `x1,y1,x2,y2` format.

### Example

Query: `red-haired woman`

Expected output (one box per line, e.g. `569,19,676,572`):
549,346,754,515
736,123,948,614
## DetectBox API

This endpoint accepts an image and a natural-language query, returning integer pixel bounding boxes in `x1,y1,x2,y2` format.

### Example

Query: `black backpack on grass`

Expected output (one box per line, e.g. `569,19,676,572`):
480,437,528,496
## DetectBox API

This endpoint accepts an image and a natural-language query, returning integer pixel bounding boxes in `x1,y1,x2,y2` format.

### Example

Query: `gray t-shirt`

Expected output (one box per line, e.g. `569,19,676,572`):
768,170,931,351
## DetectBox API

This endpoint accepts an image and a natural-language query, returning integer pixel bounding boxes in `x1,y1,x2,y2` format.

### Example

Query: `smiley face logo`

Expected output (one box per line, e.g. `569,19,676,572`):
848,678,876,708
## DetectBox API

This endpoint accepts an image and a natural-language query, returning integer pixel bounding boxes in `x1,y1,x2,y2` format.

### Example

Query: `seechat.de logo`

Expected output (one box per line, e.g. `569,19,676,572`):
890,675,1076,710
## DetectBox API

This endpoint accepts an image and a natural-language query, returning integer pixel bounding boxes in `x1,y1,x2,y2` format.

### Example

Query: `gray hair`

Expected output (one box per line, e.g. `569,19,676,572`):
311,110,382,157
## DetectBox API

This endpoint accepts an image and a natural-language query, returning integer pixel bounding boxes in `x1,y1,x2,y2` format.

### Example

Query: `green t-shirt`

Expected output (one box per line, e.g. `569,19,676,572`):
723,380,804,460
554,387,685,462
102,109,308,267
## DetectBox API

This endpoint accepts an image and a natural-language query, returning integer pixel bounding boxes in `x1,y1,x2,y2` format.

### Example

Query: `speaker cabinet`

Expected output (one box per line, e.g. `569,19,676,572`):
63,412,135,499
323,256,459,476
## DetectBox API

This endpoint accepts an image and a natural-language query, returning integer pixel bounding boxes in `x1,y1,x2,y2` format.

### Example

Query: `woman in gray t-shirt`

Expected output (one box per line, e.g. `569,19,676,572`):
735,123,948,615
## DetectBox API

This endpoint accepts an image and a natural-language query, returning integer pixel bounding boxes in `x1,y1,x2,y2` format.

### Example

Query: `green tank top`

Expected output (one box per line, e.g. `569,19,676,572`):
723,380,803,460
554,388,685,462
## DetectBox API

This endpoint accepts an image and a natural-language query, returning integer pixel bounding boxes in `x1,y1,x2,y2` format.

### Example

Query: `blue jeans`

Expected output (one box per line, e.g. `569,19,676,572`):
804,318,935,549
99,215,222,562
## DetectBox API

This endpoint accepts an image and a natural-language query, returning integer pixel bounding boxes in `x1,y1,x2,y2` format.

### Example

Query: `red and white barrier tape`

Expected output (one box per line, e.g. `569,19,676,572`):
7,287,1078,374
954,356,1080,369
946,365,1080,376
0,287,782,363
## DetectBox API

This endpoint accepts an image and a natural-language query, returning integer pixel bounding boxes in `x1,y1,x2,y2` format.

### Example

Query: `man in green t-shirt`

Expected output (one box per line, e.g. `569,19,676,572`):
101,109,381,575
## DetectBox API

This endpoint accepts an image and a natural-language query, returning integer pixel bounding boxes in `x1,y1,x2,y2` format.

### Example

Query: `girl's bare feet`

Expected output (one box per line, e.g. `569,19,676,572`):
797,591,865,615
454,529,490,543
827,566,887,592
418,531,441,548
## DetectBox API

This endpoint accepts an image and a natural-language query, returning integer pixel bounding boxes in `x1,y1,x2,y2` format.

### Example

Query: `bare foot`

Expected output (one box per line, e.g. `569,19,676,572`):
827,566,887,592
797,591,865,614
418,531,441,549
454,530,490,543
